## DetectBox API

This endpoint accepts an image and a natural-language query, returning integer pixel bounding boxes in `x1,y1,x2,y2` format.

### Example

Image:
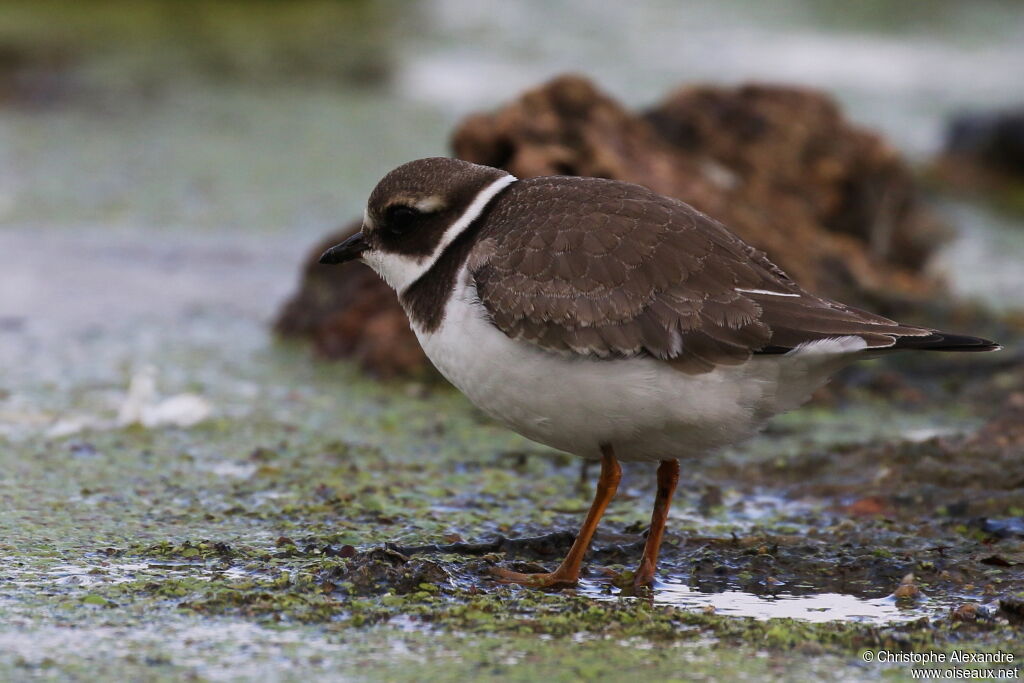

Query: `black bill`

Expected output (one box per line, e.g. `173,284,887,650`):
319,231,368,264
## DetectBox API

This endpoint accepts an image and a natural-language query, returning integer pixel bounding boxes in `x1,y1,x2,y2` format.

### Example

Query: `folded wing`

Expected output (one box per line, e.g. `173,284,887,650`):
470,177,996,372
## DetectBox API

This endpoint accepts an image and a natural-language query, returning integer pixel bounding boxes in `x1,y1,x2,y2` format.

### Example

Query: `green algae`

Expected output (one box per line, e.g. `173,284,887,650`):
3,368,1022,680
3,329,1021,680
2,1,1024,680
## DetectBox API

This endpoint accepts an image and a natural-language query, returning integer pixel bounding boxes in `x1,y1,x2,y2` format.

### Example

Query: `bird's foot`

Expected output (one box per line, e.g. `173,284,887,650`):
632,562,657,590
489,566,578,589
607,568,656,596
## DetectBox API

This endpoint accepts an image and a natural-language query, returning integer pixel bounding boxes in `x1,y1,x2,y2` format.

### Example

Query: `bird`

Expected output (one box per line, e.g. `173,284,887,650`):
319,157,1000,590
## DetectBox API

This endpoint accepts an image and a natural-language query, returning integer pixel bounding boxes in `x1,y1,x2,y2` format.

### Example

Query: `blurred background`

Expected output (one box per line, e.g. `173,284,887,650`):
2,2,1024,679
2,0,1023,409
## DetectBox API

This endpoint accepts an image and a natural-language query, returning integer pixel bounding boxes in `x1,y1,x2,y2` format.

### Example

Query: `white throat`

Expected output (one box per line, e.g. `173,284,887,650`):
363,173,518,293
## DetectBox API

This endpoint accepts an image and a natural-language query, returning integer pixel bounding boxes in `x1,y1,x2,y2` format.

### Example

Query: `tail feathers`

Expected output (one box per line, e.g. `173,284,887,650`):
890,331,1002,353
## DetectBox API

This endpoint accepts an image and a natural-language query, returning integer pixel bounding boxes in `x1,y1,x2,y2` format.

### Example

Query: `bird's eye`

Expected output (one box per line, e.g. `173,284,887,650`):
384,205,420,236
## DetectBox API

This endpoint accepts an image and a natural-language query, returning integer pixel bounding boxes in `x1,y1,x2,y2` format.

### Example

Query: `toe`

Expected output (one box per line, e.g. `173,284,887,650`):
488,566,577,589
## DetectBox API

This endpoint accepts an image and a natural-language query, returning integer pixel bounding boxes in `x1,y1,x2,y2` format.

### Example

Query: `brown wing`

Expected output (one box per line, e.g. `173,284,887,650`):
469,176,934,372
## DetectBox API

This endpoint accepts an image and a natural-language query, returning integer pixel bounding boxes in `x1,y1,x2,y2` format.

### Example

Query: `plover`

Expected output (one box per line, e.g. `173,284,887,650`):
320,157,1000,589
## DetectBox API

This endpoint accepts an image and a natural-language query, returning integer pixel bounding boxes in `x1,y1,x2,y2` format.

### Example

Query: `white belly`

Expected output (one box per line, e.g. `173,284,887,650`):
411,268,862,462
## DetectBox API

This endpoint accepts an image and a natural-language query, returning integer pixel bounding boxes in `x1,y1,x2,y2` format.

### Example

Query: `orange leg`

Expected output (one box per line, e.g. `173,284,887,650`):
491,445,621,588
632,459,680,588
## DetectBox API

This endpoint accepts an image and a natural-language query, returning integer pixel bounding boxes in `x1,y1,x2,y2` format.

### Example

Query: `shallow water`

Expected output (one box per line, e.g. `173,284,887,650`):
585,581,952,625
2,1,1023,680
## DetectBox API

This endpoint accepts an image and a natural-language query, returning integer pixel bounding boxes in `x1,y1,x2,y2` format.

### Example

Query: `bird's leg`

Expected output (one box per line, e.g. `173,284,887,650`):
632,459,680,588
491,445,621,589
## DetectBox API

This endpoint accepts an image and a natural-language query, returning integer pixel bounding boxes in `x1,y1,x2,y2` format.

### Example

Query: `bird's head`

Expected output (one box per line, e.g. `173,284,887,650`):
319,157,515,293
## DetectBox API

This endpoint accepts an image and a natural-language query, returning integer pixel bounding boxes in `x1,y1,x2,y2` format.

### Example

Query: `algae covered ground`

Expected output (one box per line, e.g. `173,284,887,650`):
2,1,1024,681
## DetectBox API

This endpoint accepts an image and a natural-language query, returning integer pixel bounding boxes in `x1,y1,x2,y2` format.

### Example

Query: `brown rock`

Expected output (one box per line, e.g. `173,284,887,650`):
951,602,979,621
453,75,702,197
892,573,921,601
276,75,949,376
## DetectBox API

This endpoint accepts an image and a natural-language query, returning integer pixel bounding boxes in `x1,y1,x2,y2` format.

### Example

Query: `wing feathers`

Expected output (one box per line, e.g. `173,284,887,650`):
469,177,986,371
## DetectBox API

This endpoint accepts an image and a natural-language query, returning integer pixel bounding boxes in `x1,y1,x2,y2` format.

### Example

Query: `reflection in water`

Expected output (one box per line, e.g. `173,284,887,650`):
582,579,954,625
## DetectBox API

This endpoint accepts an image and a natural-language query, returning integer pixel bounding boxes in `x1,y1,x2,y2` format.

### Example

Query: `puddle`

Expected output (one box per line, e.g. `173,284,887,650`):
583,579,952,625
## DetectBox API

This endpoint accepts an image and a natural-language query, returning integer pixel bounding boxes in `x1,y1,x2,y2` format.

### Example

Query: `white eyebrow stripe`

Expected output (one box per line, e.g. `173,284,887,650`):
735,287,802,297
434,174,517,257
414,195,446,212
396,173,518,293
